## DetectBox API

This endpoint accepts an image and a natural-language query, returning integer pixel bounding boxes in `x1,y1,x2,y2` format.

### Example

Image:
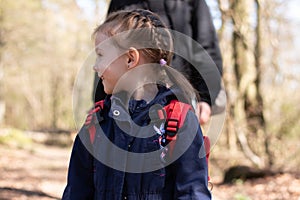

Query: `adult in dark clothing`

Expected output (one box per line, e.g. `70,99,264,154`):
93,0,224,124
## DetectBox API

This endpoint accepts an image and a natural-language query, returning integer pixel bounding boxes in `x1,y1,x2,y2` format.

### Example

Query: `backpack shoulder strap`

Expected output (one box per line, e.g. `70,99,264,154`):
162,100,211,184
161,100,192,157
84,100,104,144
164,100,192,136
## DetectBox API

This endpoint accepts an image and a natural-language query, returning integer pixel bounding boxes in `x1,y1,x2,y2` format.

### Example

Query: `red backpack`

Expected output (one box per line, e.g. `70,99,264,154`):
84,100,211,183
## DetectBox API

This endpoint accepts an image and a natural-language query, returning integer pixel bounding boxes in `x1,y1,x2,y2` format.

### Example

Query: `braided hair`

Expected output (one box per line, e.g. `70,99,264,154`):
93,9,173,65
93,9,199,105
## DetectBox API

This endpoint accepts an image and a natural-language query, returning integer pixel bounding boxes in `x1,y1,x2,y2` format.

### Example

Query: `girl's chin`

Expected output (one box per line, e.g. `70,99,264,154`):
103,87,112,95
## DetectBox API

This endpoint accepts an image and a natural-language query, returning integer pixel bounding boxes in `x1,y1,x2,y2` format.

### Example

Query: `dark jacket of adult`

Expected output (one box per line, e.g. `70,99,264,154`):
93,0,223,108
62,86,211,199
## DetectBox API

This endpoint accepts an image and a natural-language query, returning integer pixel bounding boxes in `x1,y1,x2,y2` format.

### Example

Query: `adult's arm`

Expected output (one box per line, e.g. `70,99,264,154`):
189,0,223,107
191,0,222,74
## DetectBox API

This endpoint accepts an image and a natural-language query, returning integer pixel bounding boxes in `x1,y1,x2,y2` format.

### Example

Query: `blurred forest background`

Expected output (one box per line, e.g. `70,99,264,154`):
0,0,300,199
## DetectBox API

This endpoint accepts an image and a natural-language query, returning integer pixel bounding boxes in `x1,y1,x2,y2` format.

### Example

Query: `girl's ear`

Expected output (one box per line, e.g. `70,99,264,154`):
127,47,140,69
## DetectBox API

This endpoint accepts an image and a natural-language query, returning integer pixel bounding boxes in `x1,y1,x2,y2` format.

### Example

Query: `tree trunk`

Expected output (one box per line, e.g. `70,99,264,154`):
230,0,264,168
217,0,238,151
254,0,274,167
0,8,5,126
0,64,4,126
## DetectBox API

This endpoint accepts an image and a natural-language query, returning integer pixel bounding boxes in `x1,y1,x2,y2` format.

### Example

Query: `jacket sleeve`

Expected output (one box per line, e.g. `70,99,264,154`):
62,128,95,200
172,111,211,199
190,0,223,106
191,0,222,75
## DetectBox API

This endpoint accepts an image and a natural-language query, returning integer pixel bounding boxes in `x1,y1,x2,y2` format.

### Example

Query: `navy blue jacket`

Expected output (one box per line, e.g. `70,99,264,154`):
62,87,211,199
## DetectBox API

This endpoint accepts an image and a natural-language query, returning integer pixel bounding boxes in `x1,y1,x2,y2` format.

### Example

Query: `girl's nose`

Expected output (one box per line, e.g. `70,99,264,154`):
93,64,102,73
93,64,105,77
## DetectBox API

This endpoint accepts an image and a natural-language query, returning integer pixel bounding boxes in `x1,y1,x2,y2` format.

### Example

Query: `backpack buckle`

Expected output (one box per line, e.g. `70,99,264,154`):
84,105,103,128
165,118,179,137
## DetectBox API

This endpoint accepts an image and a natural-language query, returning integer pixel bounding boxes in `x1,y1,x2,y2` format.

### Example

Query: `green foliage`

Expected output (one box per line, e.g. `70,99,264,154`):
43,132,73,148
0,128,32,148
234,179,245,185
0,0,99,130
234,193,252,200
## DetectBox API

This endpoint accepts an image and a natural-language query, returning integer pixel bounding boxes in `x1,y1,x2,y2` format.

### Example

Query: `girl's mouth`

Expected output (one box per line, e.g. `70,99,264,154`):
97,73,104,80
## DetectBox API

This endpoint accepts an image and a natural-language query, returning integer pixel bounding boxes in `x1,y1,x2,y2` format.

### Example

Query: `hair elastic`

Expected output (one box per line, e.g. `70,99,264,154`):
159,59,167,66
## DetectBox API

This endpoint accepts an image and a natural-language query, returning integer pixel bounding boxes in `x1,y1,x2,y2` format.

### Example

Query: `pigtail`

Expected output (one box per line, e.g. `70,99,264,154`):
161,63,199,106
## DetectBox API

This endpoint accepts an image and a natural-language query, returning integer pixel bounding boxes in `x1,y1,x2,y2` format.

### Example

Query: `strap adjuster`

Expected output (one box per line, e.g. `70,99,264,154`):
165,118,179,137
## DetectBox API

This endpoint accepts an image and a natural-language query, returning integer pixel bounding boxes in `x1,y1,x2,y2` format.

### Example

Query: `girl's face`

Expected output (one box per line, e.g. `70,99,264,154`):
93,32,129,94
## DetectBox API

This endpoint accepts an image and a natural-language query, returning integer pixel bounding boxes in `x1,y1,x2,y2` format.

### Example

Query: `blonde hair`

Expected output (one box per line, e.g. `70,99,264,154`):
93,9,199,105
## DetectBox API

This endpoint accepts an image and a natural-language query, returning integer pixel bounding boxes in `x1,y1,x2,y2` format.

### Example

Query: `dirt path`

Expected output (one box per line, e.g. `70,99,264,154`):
212,173,300,200
1,139,300,200
0,143,70,200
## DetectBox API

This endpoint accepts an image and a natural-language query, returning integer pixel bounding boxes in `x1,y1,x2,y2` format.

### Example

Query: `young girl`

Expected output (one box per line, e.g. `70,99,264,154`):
62,9,211,200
